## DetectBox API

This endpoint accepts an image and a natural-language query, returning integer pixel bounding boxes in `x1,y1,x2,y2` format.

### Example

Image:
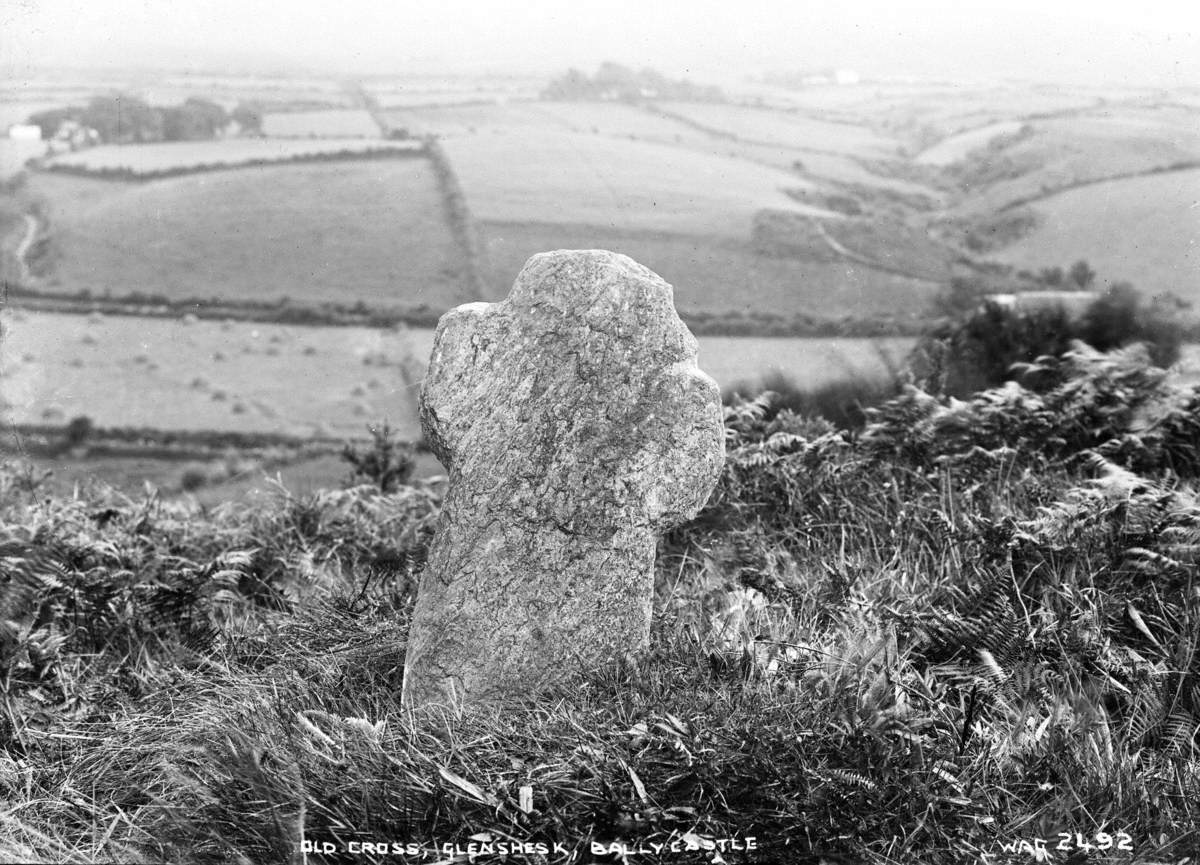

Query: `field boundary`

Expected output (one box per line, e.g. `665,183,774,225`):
642,102,877,162
811,217,954,282
36,142,427,182
2,281,934,338
424,136,487,301
1,284,445,328
1,211,38,288
3,421,362,448
996,159,1200,212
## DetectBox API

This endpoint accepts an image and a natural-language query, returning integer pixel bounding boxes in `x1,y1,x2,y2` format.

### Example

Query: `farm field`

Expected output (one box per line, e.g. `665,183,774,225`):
836,82,1134,140
698,335,915,393
530,100,704,141
657,100,903,157
0,309,930,441
988,168,1200,304
44,137,420,175
480,220,941,319
24,159,465,309
785,150,942,199
386,100,941,201
39,338,1200,498
950,110,1200,214
914,120,1027,166
385,101,813,178
362,74,542,108
261,109,381,138
381,101,579,138
443,130,830,238
8,60,1200,865
0,310,429,439
530,101,939,198
0,139,44,181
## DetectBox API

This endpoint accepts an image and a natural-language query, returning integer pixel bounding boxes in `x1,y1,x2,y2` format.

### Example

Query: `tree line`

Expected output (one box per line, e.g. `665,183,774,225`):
26,95,267,144
542,62,724,102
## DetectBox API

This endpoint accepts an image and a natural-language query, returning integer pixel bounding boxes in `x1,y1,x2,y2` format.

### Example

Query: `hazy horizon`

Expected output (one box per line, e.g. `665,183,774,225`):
3,0,1200,88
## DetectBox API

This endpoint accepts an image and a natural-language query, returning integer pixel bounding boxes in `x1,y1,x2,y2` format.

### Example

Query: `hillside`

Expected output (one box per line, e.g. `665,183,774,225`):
0,310,428,438
4,69,1200,508
22,158,465,309
10,74,1197,333
988,169,1200,301
2,344,1198,862
440,130,833,236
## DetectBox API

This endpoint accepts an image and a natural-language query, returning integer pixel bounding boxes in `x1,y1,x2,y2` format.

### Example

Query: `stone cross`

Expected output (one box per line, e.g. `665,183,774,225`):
401,250,725,708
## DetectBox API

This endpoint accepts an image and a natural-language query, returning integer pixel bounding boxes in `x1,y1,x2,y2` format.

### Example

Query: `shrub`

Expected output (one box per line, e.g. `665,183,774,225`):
1079,281,1181,367
914,283,1183,397
180,465,209,491
63,414,94,449
725,369,902,430
341,422,415,493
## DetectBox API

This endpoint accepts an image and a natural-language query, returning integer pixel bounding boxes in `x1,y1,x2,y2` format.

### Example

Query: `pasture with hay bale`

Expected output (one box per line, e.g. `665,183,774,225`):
0,309,430,439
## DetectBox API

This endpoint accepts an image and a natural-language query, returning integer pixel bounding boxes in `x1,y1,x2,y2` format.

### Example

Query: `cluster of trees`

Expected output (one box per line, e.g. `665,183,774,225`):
542,62,723,102
1028,259,1096,289
26,95,267,144
917,279,1184,397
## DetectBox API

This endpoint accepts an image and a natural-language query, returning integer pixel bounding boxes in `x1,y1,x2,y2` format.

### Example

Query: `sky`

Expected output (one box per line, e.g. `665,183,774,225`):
3,0,1200,86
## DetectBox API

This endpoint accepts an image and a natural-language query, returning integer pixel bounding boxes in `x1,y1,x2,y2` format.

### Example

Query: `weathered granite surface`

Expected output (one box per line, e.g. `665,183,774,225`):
401,250,725,708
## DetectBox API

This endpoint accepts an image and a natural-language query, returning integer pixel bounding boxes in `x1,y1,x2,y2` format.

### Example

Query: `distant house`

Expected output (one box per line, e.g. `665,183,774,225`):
798,68,861,87
7,124,41,141
46,120,100,154
986,291,1099,320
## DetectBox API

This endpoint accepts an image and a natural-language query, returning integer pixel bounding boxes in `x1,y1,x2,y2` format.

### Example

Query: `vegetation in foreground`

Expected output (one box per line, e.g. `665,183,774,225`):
1,340,1199,864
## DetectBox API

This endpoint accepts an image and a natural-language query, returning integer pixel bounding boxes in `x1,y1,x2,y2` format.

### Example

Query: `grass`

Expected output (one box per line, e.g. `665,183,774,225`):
697,336,915,397
399,100,931,197
1,343,1198,862
0,139,44,182
721,347,907,430
380,102,576,138
822,217,955,282
1,309,926,442
914,121,1028,166
949,109,1200,215
477,220,941,320
261,110,382,138
0,310,431,439
363,75,542,109
441,130,832,240
988,169,1200,306
24,159,467,309
655,101,901,158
